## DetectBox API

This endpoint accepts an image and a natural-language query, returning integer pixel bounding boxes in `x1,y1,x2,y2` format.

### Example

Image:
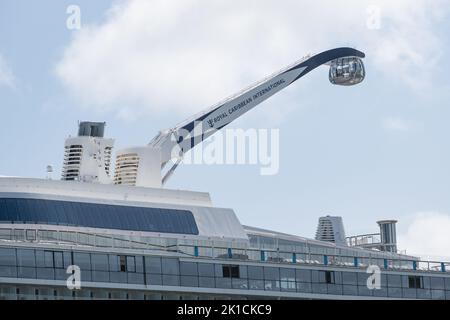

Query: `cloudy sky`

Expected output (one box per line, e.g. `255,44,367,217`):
1,0,450,258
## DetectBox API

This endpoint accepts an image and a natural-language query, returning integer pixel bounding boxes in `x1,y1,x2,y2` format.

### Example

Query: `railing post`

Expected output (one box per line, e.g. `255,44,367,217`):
194,246,199,257
324,255,328,266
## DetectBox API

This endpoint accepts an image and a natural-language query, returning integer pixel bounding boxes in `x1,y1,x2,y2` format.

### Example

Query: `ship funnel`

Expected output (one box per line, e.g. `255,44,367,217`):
78,121,106,138
61,121,114,184
315,216,347,246
377,220,398,253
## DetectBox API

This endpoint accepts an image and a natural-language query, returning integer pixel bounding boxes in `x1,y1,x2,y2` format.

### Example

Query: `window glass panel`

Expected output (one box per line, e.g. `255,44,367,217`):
73,252,91,270
36,250,46,268
232,278,248,290
264,280,280,291
45,200,59,225
197,263,214,277
342,272,357,285
319,271,335,284
388,275,402,287
180,275,198,287
162,275,180,286
239,265,247,279
135,256,144,273
54,252,64,269
180,262,198,276
5,199,19,221
119,255,127,272
0,248,16,266
431,289,445,299
198,277,215,288
44,251,54,268
297,282,312,293
128,273,144,285
145,257,162,274
296,269,311,282
91,254,109,271
222,265,240,278
126,256,136,273
263,267,279,281
280,268,295,281
109,255,119,272
248,266,264,280
162,258,179,275
147,274,162,285
17,249,35,267
249,279,264,290
63,252,72,268
26,230,36,241
215,277,231,289
430,277,444,290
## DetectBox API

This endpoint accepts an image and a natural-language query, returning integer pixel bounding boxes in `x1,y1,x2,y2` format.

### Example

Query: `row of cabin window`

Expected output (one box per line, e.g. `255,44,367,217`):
0,248,140,273
321,271,425,289
1,248,449,289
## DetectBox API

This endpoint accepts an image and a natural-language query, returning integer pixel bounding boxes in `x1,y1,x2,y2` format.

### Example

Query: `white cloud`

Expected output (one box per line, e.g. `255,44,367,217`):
0,54,15,89
398,212,450,260
55,0,449,120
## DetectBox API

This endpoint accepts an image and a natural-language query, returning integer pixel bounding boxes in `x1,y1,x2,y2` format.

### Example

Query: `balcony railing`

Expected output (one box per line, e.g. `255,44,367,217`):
0,226,449,275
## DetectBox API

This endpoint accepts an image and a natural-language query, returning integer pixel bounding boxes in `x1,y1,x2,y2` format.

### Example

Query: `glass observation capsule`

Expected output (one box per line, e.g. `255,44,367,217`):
329,57,365,86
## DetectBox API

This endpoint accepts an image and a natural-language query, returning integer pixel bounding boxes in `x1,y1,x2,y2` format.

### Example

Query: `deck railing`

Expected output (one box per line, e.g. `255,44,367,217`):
0,226,448,275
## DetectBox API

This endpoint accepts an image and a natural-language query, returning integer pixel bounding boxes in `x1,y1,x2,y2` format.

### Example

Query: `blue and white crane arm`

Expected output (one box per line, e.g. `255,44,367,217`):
149,47,365,184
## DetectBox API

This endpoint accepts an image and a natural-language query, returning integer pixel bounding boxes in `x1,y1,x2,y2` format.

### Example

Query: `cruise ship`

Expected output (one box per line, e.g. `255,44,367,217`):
1,48,449,300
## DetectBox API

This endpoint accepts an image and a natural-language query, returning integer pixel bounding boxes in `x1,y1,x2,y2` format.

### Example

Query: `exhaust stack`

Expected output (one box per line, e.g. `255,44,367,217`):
377,220,398,253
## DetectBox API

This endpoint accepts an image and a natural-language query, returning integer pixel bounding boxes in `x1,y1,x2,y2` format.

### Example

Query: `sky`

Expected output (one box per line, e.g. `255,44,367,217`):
1,0,450,258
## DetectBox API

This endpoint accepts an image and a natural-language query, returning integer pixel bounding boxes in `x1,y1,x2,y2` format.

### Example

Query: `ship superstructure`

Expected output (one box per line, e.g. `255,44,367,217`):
1,48,449,300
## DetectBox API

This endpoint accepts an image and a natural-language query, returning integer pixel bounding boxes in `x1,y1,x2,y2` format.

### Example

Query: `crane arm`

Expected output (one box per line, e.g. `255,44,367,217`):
149,47,365,183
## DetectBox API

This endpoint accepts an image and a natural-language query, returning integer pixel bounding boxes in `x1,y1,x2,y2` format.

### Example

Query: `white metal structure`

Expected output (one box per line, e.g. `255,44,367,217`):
61,122,114,184
315,216,347,246
112,47,366,187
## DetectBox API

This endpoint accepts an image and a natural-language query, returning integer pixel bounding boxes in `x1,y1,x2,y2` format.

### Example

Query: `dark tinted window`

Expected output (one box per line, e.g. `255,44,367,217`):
320,271,335,284
222,265,240,278
408,276,423,289
0,198,198,235
119,255,127,272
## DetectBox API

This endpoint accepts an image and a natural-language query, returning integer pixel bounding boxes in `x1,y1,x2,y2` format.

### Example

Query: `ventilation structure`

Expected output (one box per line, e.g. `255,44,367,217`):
315,216,347,246
61,121,114,184
61,144,83,181
114,153,140,186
